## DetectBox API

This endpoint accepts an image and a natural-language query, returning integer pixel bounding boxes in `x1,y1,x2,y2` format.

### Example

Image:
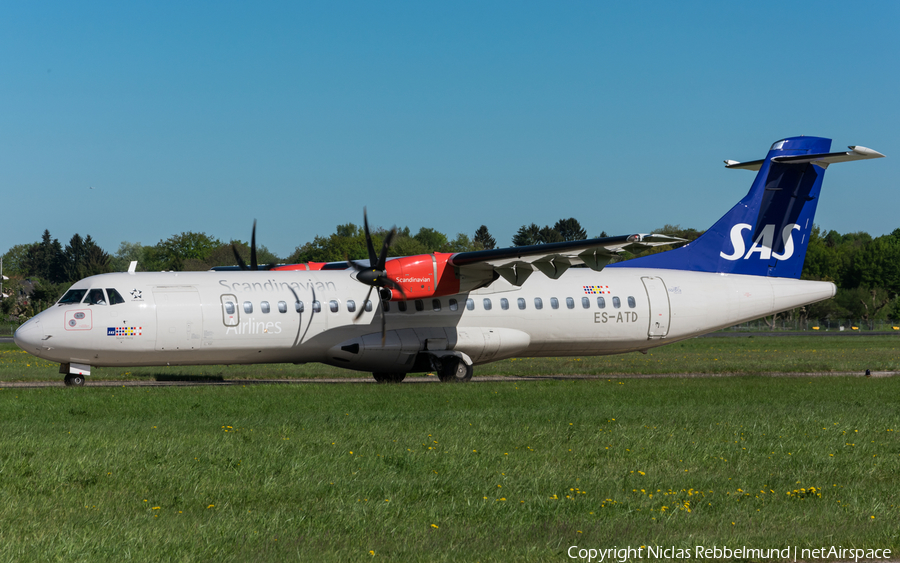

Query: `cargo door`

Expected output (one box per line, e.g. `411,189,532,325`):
154,287,203,351
641,276,670,338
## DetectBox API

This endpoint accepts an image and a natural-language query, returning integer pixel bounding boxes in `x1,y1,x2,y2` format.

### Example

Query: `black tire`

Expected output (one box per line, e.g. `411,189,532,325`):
64,374,85,387
437,357,473,382
372,372,406,384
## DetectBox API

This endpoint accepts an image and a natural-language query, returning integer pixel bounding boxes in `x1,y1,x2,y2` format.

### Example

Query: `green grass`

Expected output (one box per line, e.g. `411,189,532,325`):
0,376,899,561
3,335,900,383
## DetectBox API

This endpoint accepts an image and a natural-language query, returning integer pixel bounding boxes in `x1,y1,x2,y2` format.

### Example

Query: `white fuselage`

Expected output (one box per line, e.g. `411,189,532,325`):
14,267,835,373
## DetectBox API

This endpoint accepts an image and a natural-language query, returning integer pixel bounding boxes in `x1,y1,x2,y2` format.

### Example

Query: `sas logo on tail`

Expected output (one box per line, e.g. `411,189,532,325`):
720,223,801,261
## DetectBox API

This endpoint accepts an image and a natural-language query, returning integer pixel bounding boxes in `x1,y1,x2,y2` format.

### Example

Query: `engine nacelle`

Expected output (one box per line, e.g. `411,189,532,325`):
383,252,460,300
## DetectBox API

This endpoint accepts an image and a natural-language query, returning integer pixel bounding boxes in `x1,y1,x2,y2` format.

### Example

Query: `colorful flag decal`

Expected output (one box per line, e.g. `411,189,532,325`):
583,285,610,294
108,327,142,336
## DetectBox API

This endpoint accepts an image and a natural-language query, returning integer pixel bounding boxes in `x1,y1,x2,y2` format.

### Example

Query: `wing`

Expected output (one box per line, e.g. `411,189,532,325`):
448,234,685,289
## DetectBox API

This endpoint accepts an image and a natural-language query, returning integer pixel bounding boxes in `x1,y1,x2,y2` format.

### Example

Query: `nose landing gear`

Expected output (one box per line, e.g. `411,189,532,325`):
60,363,90,387
64,374,86,387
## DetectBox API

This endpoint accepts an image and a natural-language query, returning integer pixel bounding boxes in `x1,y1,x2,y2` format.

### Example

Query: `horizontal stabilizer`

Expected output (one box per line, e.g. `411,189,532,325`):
725,145,884,171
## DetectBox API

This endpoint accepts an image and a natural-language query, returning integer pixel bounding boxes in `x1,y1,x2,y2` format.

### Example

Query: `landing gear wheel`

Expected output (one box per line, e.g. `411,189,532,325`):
64,374,85,387
437,357,473,383
372,372,406,384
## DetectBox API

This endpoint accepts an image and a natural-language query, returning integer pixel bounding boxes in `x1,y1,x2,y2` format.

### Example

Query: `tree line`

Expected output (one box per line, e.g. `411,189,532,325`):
3,220,900,322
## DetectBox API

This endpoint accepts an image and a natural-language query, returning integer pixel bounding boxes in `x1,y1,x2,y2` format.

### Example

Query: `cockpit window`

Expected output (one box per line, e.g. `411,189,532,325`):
107,288,125,305
58,289,87,305
87,289,107,305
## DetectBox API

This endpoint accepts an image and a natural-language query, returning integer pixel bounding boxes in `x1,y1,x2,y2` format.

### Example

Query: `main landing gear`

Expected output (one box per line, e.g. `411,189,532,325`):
437,357,473,383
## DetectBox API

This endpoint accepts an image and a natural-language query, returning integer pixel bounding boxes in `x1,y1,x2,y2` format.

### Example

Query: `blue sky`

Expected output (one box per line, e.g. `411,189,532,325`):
2,1,897,259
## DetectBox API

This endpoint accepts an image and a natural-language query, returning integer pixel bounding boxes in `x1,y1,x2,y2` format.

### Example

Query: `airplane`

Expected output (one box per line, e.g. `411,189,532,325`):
14,136,885,386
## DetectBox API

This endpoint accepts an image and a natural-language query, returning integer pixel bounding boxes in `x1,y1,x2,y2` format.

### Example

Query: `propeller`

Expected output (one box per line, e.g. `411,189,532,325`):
232,220,276,271
348,208,406,344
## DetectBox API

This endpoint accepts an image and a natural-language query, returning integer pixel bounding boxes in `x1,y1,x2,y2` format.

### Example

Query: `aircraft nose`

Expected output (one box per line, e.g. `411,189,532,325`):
14,318,44,352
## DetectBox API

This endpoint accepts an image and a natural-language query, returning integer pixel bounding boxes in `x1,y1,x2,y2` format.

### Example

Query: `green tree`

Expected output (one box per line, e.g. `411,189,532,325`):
286,223,380,264
110,241,145,272
389,235,428,257
155,232,222,271
553,218,587,241
512,223,542,246
1,244,33,276
21,230,66,283
27,278,71,315
539,226,563,244
413,228,448,253
852,231,900,297
217,242,280,270
446,233,477,253
473,225,496,250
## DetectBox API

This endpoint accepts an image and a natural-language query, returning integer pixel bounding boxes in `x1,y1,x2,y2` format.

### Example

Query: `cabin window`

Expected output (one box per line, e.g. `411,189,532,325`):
517,297,526,310
107,288,125,305
449,299,458,311
261,301,271,314
597,297,606,309
329,300,339,313
550,297,559,310
296,301,304,313
365,300,373,312
628,296,636,308
312,300,321,313
566,297,575,309
277,301,287,313
382,301,390,312
347,300,356,313
612,296,621,309
534,297,543,310
432,299,441,311
483,298,492,310
581,297,590,309
466,298,474,311
243,301,253,314
87,288,107,305
59,289,88,305
415,300,425,312
224,302,236,315
398,301,408,312
500,298,509,310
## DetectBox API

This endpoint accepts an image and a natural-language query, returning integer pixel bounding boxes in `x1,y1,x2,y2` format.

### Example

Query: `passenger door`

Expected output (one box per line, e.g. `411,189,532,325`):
641,276,670,338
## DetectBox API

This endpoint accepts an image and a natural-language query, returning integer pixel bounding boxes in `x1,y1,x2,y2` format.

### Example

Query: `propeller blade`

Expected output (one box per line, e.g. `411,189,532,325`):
231,244,249,270
377,227,396,270
250,219,258,270
381,299,387,346
363,207,378,266
354,286,374,321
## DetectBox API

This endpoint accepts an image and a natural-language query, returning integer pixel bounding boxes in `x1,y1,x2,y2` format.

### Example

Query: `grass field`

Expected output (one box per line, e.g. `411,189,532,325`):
2,335,900,383
1,337,899,561
0,377,898,561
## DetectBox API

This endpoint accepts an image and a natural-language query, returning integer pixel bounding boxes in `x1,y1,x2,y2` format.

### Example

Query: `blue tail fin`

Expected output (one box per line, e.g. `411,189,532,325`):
613,136,858,279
